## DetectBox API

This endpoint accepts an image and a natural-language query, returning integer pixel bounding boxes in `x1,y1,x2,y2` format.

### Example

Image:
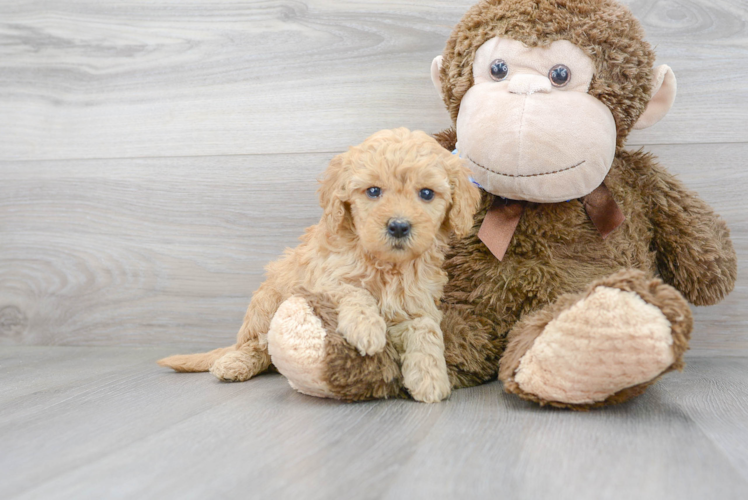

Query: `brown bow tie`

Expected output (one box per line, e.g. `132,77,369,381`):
477,183,625,261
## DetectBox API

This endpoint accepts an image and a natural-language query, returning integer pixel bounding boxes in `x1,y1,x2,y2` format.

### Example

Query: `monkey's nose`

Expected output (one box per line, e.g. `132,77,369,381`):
508,74,552,95
387,219,411,239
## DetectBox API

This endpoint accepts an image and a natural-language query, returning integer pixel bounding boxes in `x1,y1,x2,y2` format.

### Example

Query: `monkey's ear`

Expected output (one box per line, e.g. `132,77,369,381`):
431,55,444,100
634,65,677,130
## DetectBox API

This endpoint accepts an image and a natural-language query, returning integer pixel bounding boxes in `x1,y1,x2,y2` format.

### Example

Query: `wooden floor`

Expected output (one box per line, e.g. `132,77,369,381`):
2,0,748,498
0,347,746,500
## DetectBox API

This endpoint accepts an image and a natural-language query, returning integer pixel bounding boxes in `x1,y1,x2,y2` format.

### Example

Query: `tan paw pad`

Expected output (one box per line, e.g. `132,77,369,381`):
268,296,335,398
514,287,674,404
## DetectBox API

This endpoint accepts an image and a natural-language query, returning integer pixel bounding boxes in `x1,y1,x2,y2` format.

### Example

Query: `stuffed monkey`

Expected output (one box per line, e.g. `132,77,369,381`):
180,0,739,408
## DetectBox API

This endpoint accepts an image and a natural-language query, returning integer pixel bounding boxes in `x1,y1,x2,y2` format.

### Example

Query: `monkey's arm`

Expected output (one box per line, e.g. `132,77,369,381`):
642,162,737,306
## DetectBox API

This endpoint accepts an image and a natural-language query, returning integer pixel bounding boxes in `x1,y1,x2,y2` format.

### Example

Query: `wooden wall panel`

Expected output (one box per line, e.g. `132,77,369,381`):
0,0,746,351
1,154,324,347
1,143,745,350
0,0,746,161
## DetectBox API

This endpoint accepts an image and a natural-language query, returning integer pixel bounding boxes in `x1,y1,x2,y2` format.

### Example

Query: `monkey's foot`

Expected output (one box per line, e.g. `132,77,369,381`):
267,296,336,398
269,295,404,402
499,269,692,409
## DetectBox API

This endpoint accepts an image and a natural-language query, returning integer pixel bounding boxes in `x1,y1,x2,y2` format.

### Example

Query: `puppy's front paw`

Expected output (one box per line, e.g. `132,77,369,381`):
337,309,387,356
403,354,451,403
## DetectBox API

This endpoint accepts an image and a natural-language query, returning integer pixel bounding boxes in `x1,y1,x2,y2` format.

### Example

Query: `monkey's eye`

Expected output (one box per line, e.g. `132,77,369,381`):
366,187,382,199
419,188,435,202
490,59,509,81
549,64,571,87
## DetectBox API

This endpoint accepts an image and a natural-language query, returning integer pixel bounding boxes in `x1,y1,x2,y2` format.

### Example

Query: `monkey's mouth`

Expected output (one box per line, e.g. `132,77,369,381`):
466,155,586,178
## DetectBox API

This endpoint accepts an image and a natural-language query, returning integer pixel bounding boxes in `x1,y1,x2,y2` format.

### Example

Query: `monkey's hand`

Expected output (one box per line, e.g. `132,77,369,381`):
644,161,737,306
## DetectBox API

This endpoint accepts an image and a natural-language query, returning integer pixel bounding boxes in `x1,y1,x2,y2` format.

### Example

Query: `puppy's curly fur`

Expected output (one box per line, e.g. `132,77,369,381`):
158,128,481,403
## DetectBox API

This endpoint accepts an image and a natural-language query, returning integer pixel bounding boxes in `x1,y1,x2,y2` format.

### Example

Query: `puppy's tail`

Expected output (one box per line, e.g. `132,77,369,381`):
157,346,235,373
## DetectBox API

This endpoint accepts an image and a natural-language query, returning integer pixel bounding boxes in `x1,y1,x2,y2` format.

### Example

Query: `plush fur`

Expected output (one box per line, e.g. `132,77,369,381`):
436,148,734,407
158,128,481,403
499,269,693,409
268,0,737,409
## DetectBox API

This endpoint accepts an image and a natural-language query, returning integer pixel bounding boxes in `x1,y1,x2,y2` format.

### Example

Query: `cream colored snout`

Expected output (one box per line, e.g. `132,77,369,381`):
507,74,552,95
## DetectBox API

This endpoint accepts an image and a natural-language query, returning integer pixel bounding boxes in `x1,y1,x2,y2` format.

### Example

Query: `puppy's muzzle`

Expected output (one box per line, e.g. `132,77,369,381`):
387,218,411,239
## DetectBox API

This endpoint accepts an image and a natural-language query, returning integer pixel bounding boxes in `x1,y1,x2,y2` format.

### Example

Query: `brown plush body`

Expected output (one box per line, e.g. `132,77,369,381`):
438,141,734,399
265,0,737,408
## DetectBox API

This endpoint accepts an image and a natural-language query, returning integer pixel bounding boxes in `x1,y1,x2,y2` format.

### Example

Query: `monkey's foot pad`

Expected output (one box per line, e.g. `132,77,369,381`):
268,295,336,399
514,286,675,405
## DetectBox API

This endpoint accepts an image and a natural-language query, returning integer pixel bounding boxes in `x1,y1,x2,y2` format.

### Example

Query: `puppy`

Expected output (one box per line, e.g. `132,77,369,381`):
158,128,480,403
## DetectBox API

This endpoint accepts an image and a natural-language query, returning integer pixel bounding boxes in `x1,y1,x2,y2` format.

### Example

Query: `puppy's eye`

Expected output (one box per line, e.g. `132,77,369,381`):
419,188,435,202
490,59,509,81
549,64,571,87
366,187,382,199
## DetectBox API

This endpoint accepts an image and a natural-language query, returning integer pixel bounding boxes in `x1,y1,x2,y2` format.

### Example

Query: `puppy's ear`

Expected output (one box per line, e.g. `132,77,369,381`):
318,153,352,233
444,157,481,238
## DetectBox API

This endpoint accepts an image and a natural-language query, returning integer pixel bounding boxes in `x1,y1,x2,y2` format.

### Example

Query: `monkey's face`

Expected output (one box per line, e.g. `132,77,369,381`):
453,38,617,203
431,1,677,204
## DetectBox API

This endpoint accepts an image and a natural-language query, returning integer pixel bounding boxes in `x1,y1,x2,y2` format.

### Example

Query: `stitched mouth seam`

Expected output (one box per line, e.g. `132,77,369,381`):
467,156,586,178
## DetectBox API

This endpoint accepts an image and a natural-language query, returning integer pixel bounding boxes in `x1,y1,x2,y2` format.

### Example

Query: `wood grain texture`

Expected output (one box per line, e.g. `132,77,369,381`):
1,0,746,351
2,143,746,351
0,347,746,500
0,0,746,162
382,355,748,500
0,153,327,347
2,2,747,498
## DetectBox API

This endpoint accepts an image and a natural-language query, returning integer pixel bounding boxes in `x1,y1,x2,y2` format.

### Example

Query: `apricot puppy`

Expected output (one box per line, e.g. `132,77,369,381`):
158,128,480,403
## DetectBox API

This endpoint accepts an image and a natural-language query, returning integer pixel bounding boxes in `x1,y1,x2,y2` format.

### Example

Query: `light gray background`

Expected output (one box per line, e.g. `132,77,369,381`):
1,1,746,499
1,0,745,352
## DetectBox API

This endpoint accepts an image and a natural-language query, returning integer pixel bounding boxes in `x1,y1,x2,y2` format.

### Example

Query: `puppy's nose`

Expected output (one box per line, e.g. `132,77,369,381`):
387,219,411,239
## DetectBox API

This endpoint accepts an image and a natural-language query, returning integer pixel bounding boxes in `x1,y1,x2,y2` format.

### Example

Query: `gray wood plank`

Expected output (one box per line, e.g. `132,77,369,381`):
2,143,746,351
625,0,748,146
0,347,263,499
1,347,746,500
380,356,748,500
0,153,326,348
658,355,748,484
0,0,746,162
0,347,448,500
0,346,174,404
